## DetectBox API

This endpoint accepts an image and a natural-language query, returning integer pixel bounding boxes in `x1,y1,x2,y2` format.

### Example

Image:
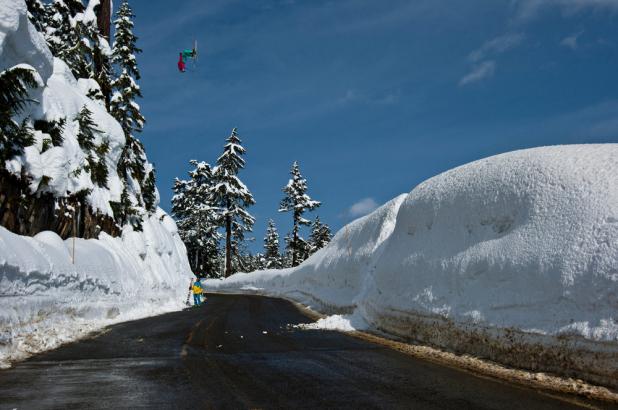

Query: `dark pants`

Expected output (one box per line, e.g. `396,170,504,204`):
193,294,201,306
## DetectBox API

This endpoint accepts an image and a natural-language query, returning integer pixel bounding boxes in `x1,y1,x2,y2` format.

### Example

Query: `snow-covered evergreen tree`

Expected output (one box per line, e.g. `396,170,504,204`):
264,219,283,269
75,2,113,106
279,161,321,267
74,105,109,188
172,160,221,277
41,0,110,85
44,0,74,58
46,0,97,79
25,0,48,32
211,128,255,277
0,67,37,167
110,0,144,136
309,216,331,254
92,36,113,109
238,252,265,273
109,0,154,221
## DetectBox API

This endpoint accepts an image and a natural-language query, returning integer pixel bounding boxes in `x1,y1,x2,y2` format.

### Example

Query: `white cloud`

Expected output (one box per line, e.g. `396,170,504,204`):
468,33,525,62
459,60,496,86
513,0,618,21
347,198,379,218
560,31,584,49
337,89,400,106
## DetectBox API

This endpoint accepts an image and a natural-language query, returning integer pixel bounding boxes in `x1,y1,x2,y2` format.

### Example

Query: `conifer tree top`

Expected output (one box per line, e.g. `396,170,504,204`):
112,0,141,80
216,128,246,173
279,161,321,214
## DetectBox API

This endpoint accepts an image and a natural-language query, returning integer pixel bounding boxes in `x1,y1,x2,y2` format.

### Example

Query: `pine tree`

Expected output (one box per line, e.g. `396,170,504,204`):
45,0,91,78
0,67,37,167
92,38,113,109
309,216,332,254
74,105,109,188
142,169,156,211
44,1,73,56
264,219,283,269
279,161,321,267
110,186,141,230
75,105,97,152
211,128,255,277
26,0,48,33
92,139,110,188
76,4,113,100
172,160,221,276
109,1,152,222
65,0,87,16
110,0,144,136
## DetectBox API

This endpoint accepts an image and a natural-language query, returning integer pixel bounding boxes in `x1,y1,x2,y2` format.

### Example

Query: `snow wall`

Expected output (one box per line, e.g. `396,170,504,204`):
206,145,618,389
0,0,192,366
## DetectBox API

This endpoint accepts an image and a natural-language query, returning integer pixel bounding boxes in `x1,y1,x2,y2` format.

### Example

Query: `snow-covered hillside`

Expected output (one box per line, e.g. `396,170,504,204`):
0,0,192,366
2,0,126,215
206,144,618,389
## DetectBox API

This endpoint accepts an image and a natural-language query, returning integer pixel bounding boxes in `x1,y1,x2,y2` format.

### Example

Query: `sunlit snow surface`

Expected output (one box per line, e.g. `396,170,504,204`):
207,145,618,343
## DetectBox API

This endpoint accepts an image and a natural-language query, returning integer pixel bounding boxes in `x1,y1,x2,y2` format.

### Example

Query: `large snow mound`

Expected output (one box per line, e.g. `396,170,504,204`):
207,144,618,388
0,209,192,367
366,144,618,340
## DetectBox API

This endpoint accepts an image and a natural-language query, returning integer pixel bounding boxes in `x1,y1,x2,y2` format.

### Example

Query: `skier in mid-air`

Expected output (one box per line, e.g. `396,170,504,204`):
177,52,186,72
177,42,197,73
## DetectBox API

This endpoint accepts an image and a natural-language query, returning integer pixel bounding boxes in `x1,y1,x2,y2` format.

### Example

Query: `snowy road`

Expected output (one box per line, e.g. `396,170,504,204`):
0,294,613,409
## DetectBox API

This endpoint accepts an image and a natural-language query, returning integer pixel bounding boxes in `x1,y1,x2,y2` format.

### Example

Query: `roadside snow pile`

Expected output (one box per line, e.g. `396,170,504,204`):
206,144,618,388
207,193,406,312
297,312,369,332
0,210,192,367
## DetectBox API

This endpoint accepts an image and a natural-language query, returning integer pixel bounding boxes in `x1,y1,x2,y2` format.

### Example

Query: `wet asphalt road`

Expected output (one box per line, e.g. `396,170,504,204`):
0,293,614,409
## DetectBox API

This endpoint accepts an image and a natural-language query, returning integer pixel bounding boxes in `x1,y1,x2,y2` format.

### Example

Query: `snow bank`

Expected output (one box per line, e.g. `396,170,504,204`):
206,145,618,388
0,209,192,367
207,193,406,311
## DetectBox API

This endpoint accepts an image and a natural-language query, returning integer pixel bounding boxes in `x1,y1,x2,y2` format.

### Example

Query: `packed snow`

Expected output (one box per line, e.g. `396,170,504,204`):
298,312,369,332
0,0,192,366
206,144,618,388
0,211,192,367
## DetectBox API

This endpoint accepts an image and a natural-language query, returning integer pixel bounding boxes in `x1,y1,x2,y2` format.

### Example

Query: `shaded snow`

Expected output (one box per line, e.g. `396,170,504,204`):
0,210,192,367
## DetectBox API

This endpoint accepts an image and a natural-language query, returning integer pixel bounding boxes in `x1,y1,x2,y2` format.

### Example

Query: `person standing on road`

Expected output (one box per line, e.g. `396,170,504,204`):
192,278,203,306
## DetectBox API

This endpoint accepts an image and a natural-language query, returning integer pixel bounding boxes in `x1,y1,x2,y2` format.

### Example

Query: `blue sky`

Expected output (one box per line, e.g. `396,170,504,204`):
125,0,618,252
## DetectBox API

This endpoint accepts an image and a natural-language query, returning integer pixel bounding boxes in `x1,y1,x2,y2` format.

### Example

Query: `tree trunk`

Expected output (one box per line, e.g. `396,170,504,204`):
96,0,111,41
225,211,232,277
94,0,112,109
292,209,299,267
